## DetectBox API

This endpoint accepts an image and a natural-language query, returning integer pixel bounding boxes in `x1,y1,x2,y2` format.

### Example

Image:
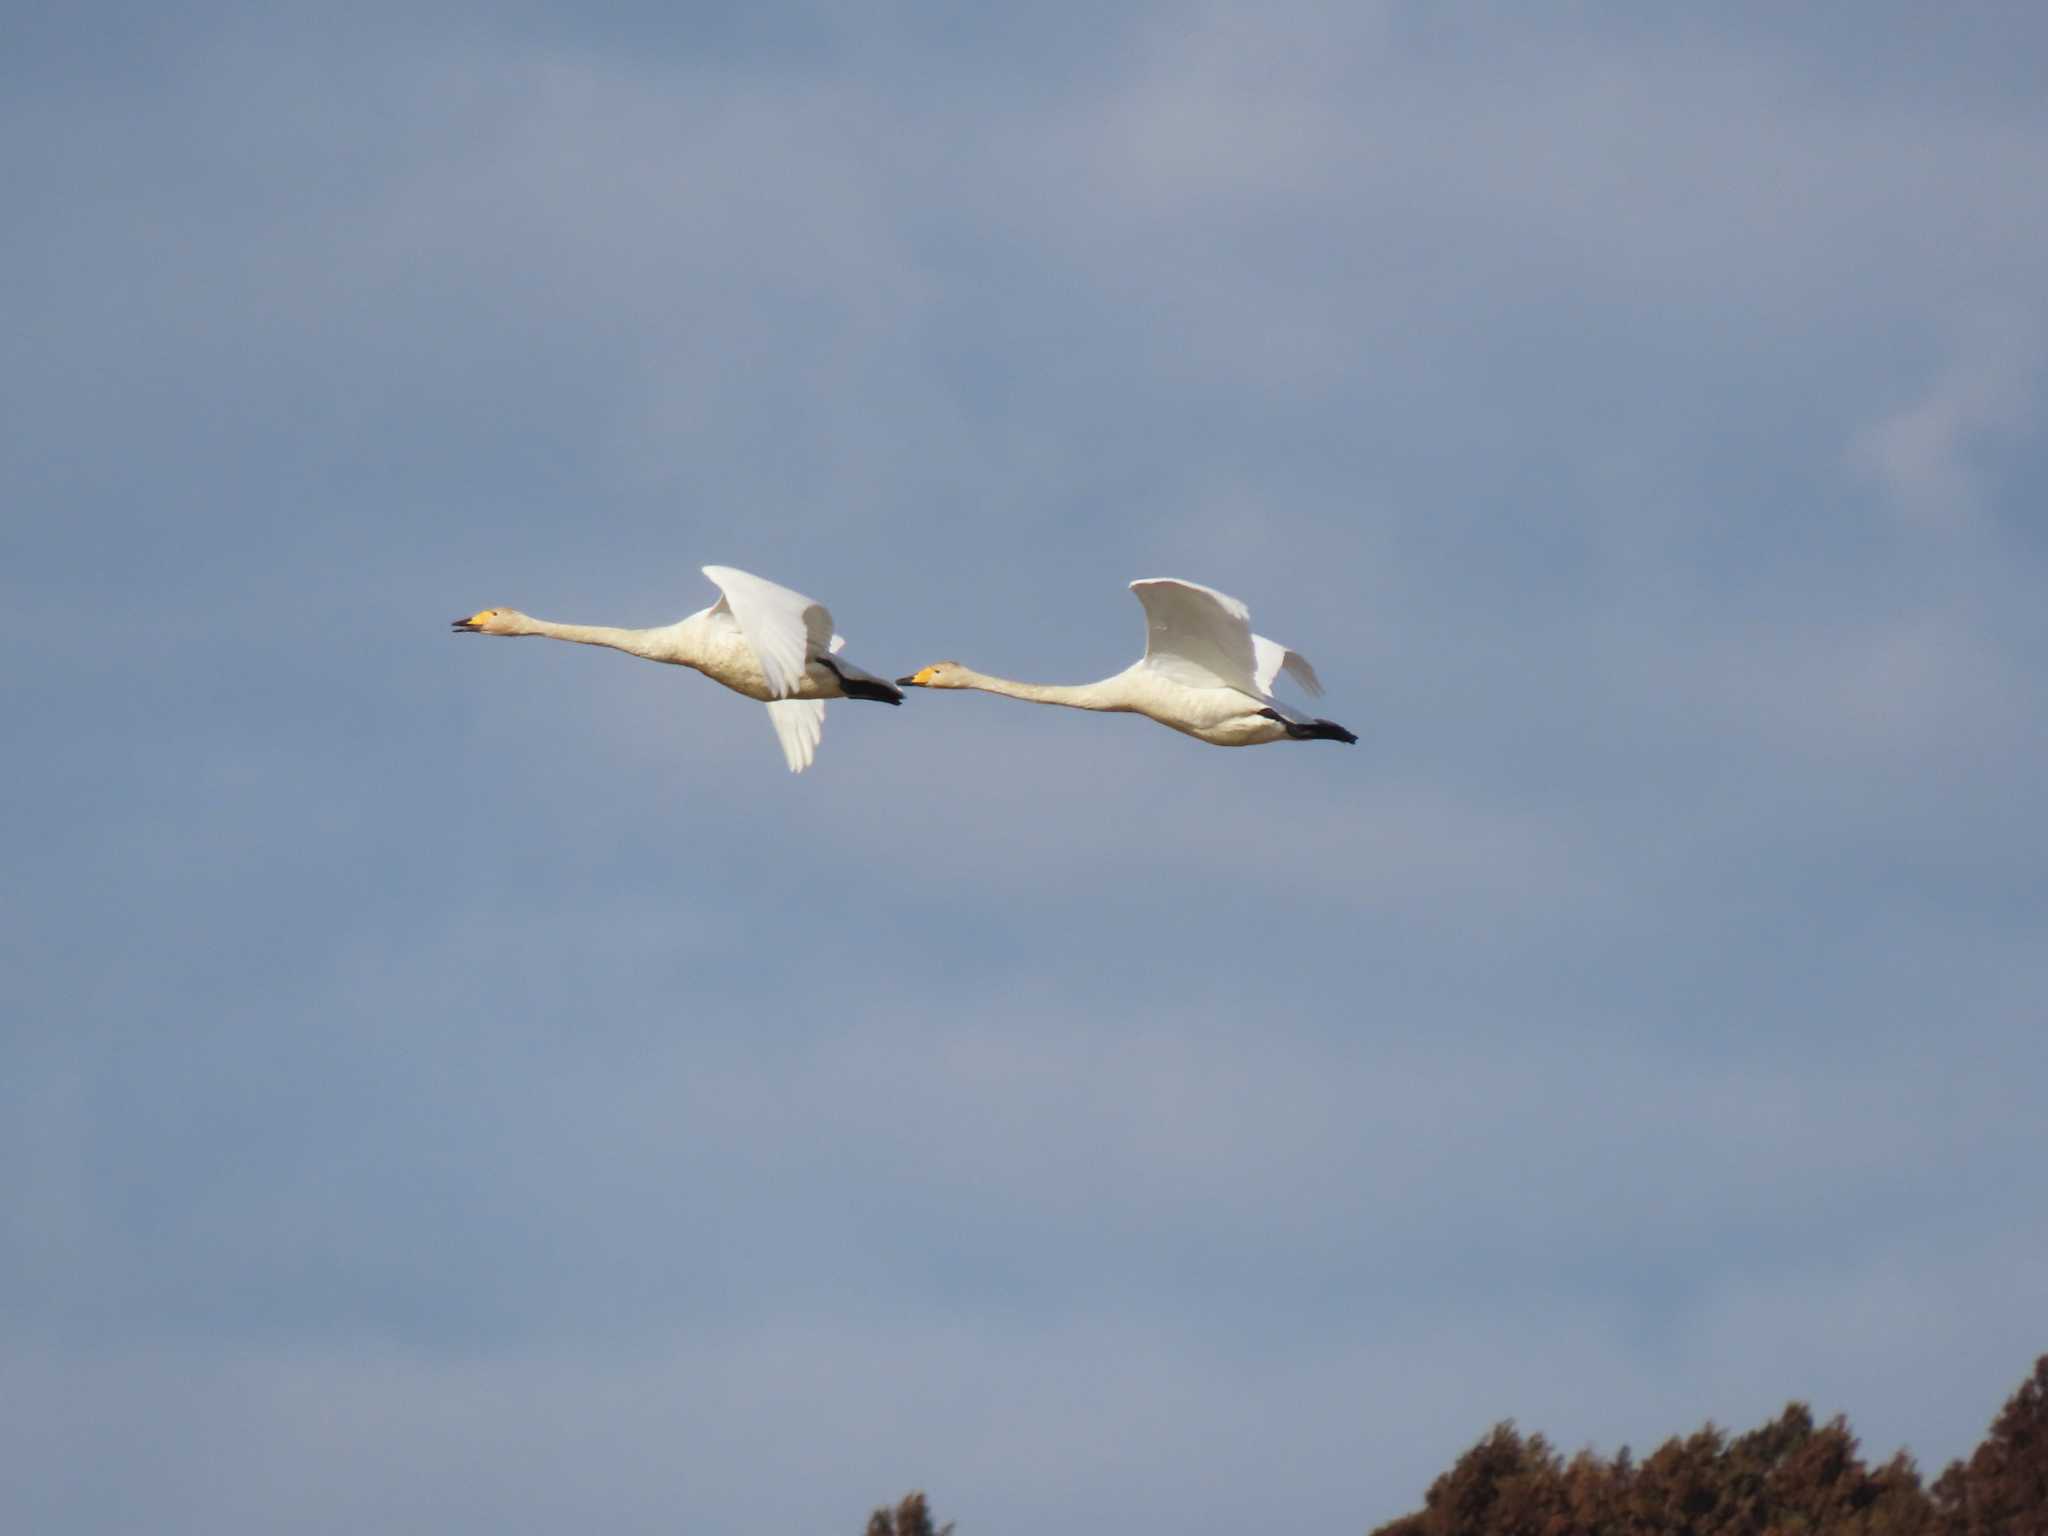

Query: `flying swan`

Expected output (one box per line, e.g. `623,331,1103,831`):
896,577,1357,747
453,565,903,773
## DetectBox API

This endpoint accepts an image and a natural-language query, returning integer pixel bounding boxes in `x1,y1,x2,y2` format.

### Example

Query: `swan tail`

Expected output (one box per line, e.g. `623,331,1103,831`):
1284,715,1357,745
815,651,904,705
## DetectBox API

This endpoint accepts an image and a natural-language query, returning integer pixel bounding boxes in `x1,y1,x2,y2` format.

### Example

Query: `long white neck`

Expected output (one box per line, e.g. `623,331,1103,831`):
953,666,1126,712
518,616,675,662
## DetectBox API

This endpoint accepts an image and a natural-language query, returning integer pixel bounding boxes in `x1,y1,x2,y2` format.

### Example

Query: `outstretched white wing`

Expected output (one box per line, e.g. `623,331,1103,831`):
1129,578,1262,696
1252,633,1325,700
764,699,825,772
758,634,845,773
702,565,834,700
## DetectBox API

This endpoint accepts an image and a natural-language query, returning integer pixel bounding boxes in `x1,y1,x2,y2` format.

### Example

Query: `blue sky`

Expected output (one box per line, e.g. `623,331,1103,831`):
4,4,2045,1532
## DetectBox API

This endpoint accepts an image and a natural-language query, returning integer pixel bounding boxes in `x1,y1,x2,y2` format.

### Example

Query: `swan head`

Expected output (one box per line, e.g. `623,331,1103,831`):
896,661,969,688
452,608,532,636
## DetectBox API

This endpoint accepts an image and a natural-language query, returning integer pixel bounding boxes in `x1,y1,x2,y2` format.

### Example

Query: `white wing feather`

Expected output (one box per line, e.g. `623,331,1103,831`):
764,699,826,773
760,633,848,774
1251,633,1325,699
701,565,834,699
1129,578,1262,696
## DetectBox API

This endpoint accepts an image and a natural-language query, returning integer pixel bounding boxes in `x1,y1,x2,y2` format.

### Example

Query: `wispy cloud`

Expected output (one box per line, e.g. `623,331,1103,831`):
1849,310,2042,529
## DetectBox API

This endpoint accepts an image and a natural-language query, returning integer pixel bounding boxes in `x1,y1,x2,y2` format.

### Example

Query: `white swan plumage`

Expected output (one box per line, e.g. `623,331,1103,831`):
897,577,1356,747
453,565,903,773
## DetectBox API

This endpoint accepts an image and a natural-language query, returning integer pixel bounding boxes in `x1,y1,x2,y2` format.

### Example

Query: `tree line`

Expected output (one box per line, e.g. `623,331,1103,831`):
862,1352,2047,1534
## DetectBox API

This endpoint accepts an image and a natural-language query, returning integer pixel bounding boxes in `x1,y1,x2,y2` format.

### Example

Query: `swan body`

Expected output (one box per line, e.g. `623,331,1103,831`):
897,578,1356,747
453,565,902,773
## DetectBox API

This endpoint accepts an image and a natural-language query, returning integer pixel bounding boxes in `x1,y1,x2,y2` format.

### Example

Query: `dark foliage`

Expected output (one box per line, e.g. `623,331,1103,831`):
853,1357,2048,1536
1933,1356,2048,1536
1373,1356,2048,1536
865,1490,954,1536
